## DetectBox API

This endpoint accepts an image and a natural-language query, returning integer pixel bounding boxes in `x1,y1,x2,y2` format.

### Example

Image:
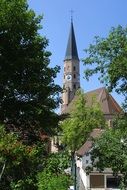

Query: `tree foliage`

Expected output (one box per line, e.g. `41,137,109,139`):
45,152,71,174
37,152,72,190
0,0,61,142
60,90,105,152
38,172,70,190
83,25,127,187
83,25,127,107
0,125,45,190
90,115,127,188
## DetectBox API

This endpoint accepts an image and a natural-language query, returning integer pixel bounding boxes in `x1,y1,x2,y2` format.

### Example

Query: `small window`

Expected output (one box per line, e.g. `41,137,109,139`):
73,84,76,89
74,74,76,79
73,66,76,71
64,67,66,72
90,175,104,188
64,75,65,79
106,176,121,188
86,160,89,164
108,120,112,127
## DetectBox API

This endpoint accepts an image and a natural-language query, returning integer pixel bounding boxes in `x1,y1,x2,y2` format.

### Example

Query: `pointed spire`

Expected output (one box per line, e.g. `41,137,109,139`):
64,20,79,61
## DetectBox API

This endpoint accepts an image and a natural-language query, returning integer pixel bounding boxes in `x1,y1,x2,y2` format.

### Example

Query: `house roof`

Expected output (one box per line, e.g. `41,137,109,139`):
62,87,122,115
76,128,104,157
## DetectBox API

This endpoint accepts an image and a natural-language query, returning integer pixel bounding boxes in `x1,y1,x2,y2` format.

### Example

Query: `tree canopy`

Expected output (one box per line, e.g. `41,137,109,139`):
0,0,61,142
83,25,127,108
60,90,105,152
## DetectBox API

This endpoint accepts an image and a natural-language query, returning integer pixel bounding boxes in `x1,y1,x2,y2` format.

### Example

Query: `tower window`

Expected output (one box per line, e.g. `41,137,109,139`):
74,74,76,79
73,84,76,89
64,75,65,79
73,66,76,71
64,67,66,72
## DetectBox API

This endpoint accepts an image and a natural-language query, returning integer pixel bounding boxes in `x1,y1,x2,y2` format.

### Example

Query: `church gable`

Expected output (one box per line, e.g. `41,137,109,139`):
86,87,122,115
61,87,122,115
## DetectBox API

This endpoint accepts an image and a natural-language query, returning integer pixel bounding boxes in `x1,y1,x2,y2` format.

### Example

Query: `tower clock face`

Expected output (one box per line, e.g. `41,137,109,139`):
66,74,72,81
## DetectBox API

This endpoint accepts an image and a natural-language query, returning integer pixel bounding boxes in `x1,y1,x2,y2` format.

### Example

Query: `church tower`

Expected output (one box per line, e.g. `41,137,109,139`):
61,20,80,112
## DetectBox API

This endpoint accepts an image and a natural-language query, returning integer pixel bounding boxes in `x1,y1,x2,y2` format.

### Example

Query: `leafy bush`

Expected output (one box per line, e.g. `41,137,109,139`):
0,125,44,189
38,171,71,190
37,152,72,190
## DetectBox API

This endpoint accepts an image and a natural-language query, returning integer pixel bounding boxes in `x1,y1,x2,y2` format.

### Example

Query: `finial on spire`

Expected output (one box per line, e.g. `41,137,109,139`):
70,9,74,22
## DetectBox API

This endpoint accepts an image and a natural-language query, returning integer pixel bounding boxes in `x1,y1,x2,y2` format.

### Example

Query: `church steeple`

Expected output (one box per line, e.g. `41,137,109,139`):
64,21,79,61
61,20,80,113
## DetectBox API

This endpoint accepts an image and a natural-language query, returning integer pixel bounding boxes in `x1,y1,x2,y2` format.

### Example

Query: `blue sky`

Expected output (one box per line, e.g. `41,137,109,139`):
28,0,127,106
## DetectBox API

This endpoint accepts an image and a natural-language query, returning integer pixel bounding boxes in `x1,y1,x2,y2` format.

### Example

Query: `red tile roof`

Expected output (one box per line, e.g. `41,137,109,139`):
76,128,104,156
62,87,122,115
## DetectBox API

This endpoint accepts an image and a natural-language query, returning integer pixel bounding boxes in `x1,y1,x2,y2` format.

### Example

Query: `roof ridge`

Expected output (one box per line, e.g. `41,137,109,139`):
103,88,110,113
85,87,105,94
98,87,105,102
109,94,122,113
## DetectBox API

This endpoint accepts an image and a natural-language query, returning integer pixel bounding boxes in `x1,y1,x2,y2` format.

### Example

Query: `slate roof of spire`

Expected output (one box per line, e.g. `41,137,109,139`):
64,21,79,61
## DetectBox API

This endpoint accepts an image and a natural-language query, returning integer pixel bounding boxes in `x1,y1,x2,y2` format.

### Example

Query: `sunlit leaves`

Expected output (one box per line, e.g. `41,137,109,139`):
61,90,105,152
83,25,127,106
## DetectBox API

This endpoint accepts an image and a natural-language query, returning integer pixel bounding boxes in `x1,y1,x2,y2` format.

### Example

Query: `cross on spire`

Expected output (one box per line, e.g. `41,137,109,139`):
70,9,74,22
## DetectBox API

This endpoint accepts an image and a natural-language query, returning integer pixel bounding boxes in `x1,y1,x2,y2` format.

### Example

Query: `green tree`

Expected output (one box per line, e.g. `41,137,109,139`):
0,125,44,190
83,25,127,108
83,25,127,188
60,90,105,153
38,171,71,190
90,115,127,188
37,152,72,190
45,152,71,174
0,0,61,143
